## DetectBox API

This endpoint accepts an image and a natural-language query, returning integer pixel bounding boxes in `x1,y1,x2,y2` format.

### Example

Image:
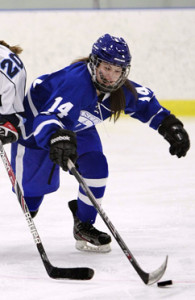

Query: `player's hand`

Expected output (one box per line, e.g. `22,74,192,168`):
0,117,19,144
49,129,77,171
158,114,190,158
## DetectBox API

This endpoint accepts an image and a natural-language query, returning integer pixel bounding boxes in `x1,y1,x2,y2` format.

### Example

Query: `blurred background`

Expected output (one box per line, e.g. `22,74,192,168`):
0,0,194,116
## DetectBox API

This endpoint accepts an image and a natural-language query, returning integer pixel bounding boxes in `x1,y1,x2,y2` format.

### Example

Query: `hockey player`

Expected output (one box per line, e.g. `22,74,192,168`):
11,34,190,252
0,40,26,145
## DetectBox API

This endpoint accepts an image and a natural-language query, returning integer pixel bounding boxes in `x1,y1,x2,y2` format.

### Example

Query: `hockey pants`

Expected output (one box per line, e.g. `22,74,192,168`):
11,126,108,224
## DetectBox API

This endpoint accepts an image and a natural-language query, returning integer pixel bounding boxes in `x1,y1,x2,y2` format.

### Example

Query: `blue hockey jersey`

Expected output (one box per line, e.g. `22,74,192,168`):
19,61,170,150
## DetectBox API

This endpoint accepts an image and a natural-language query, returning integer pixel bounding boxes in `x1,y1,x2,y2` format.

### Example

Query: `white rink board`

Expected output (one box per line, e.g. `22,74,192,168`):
0,9,194,99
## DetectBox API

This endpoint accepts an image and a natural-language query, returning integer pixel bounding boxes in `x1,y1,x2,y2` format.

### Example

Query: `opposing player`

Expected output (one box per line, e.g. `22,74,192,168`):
0,40,26,145
11,34,190,252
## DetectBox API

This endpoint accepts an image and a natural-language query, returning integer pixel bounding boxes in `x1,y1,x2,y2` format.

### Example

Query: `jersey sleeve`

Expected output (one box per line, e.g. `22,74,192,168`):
124,83,170,130
33,113,65,150
29,75,81,150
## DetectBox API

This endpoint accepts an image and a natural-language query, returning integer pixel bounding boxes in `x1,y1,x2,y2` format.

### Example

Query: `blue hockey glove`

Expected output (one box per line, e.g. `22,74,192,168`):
158,114,190,158
49,129,77,171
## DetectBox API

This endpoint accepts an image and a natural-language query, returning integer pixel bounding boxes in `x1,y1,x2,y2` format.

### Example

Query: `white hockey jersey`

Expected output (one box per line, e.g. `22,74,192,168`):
0,44,26,119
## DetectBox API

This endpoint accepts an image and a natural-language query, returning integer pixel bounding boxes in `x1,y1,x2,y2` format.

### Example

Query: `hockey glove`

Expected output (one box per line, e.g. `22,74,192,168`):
0,117,19,145
158,114,190,158
49,129,77,171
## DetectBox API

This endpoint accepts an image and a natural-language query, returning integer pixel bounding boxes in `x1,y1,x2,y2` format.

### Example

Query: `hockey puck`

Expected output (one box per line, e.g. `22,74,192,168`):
157,280,173,287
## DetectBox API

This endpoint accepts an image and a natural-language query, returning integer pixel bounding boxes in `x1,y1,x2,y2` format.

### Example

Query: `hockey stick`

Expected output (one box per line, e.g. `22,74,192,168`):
0,141,94,280
67,159,168,285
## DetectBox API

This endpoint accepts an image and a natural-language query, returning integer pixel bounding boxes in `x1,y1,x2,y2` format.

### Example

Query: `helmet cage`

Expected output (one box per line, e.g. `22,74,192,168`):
89,54,130,93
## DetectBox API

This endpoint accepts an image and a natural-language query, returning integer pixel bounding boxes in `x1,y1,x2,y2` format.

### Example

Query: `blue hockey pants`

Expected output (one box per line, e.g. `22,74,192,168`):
11,126,108,223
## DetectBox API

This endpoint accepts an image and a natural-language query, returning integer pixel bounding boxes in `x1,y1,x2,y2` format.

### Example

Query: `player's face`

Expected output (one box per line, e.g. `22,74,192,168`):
96,61,122,87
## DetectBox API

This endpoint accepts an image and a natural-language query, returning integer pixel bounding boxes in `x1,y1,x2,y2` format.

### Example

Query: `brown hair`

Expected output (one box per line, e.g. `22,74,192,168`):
0,40,23,55
71,57,137,122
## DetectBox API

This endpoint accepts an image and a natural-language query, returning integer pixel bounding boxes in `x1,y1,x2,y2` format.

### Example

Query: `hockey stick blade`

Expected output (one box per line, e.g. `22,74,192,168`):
38,243,94,280
48,267,94,280
67,159,168,285
44,262,94,280
147,255,168,285
134,255,168,285
0,142,94,281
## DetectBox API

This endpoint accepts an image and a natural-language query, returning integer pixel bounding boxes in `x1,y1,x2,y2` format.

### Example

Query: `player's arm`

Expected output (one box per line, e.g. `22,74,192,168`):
125,83,190,158
31,77,80,149
33,109,78,171
125,84,171,129
134,85,190,158
0,60,26,144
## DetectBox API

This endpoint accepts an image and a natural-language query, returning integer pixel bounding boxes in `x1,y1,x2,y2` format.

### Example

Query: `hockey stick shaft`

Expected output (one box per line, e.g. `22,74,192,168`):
67,159,168,285
0,142,94,280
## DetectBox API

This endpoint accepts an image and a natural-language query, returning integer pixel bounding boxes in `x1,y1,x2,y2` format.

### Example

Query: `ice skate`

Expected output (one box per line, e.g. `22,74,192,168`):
68,200,111,253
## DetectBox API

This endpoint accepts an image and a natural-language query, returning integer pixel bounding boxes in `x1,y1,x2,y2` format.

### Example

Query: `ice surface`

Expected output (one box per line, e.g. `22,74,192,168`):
0,117,195,300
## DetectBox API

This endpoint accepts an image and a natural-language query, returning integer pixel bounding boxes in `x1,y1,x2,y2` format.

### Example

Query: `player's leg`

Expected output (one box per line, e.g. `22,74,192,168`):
11,142,60,216
76,150,108,223
68,127,111,252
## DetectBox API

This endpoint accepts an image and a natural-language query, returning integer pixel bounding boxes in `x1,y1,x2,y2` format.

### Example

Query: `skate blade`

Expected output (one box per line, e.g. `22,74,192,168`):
75,240,111,253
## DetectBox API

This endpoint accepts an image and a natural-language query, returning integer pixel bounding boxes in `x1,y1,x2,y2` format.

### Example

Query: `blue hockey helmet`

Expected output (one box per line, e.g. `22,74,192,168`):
92,33,131,67
89,34,131,92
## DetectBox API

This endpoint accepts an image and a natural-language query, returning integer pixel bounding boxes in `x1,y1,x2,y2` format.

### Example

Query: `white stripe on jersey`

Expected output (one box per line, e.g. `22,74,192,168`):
148,108,163,126
27,88,38,117
34,120,63,136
